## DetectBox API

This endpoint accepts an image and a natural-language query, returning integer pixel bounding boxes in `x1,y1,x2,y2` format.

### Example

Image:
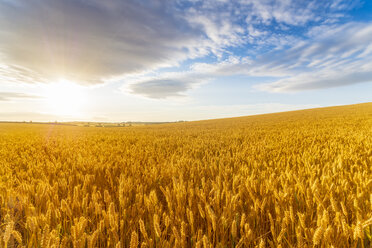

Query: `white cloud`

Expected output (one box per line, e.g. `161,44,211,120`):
257,22,372,91
125,21,372,97
0,0,206,85
126,77,206,99
256,71,372,92
0,92,40,101
0,0,352,88
123,70,211,99
0,0,369,101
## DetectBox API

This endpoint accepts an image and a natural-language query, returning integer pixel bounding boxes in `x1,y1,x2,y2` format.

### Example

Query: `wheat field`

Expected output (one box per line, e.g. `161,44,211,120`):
0,103,371,248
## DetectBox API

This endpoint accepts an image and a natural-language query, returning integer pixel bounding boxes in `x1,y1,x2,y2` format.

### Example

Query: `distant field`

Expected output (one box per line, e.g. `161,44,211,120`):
0,103,371,247
0,121,174,128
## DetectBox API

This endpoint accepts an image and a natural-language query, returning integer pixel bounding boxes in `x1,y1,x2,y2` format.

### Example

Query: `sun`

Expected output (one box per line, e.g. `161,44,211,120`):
43,79,87,117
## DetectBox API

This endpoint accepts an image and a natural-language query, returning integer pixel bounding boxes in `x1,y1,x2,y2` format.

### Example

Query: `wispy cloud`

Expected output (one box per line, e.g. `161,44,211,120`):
256,22,372,91
124,21,372,98
0,92,40,101
0,0,358,89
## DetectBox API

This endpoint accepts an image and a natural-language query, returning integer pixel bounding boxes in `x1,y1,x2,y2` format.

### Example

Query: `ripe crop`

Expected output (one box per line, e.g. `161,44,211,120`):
0,103,371,247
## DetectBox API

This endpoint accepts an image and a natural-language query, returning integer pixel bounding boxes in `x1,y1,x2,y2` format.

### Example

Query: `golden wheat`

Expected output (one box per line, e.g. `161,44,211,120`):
0,103,371,247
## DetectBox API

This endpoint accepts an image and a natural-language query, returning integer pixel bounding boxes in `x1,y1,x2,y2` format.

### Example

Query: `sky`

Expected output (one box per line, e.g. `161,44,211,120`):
0,0,371,122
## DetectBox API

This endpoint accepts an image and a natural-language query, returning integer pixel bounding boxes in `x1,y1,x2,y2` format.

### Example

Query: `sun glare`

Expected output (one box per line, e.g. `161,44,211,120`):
43,79,87,117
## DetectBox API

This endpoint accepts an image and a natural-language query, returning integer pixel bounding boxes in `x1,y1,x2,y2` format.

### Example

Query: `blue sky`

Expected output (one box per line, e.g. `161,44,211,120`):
0,0,371,122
